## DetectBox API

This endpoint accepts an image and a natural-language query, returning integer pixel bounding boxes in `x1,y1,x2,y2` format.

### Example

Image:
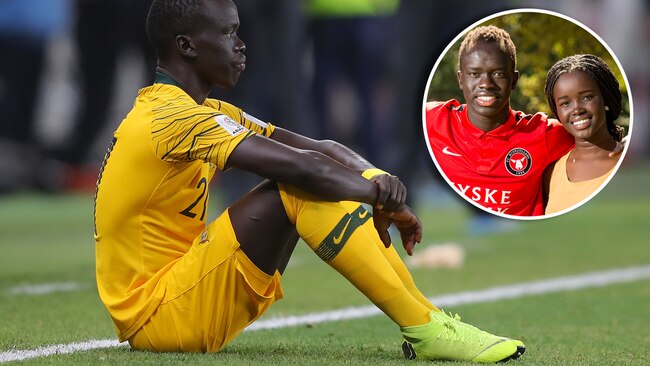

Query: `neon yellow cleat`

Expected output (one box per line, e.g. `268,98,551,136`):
401,311,525,363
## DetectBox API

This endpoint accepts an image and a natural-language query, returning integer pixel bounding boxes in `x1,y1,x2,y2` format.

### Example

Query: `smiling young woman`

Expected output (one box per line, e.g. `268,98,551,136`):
543,54,626,214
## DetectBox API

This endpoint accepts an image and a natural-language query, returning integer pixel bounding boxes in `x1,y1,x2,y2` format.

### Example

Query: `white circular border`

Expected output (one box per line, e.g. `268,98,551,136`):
421,8,634,221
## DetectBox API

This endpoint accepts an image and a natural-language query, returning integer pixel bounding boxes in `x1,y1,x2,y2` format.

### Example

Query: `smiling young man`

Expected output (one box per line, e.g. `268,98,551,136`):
94,1,524,362
425,25,574,216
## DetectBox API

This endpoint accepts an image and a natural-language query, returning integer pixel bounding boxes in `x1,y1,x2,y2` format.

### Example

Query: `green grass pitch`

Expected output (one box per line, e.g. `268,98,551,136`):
1,162,649,365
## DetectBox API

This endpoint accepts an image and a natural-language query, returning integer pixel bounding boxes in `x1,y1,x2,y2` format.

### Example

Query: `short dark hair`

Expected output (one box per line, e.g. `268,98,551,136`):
146,0,203,59
458,25,517,71
544,54,624,141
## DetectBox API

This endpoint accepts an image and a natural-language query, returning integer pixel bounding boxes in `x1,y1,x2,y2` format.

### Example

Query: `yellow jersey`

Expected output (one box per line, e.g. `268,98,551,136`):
94,75,275,341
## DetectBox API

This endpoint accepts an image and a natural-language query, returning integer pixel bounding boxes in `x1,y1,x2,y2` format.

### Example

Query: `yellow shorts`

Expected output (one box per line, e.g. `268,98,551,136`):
128,209,283,352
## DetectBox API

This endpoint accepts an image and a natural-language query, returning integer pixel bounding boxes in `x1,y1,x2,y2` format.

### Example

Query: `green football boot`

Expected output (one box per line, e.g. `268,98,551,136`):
401,310,525,363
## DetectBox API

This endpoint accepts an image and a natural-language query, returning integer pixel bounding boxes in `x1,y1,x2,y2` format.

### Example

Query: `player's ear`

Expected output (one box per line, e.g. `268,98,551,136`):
456,70,463,90
176,35,197,58
511,70,519,90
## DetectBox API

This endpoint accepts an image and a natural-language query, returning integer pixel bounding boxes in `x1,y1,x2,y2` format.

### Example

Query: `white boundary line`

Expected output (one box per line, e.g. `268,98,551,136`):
5,282,87,296
248,264,650,330
0,340,124,364
1,265,649,363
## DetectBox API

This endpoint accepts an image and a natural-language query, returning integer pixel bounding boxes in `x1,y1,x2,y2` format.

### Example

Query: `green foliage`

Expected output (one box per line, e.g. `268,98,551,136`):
427,12,630,128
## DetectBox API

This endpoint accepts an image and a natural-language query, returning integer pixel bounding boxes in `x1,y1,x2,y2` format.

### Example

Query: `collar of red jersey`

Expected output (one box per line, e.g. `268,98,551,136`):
462,106,518,140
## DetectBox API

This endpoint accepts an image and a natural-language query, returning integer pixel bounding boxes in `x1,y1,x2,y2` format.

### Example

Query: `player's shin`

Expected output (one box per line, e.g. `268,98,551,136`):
278,184,430,327
376,242,439,312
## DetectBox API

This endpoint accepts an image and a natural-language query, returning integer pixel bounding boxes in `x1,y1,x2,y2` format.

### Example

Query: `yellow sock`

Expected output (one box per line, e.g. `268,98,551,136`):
374,242,440,312
278,184,430,326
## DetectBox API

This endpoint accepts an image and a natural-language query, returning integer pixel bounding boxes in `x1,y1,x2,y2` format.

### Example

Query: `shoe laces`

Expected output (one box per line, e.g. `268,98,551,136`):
437,311,461,332
437,310,489,346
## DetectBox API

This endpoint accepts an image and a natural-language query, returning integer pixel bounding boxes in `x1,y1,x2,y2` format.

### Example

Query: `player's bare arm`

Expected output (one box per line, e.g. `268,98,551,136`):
269,127,407,211
270,128,374,171
226,133,387,207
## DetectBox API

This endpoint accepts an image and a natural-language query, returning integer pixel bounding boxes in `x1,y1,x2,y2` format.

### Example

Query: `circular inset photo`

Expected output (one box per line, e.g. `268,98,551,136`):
422,9,632,220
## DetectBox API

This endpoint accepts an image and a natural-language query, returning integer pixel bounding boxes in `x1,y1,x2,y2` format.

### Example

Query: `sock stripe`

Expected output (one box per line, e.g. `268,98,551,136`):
314,205,371,261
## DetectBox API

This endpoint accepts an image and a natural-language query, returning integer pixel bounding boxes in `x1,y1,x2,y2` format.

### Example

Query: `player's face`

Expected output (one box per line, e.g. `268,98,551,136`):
457,42,518,128
193,0,246,89
552,70,608,142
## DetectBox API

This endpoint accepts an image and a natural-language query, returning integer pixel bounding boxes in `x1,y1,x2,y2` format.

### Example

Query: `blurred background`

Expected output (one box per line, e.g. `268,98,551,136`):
0,0,648,224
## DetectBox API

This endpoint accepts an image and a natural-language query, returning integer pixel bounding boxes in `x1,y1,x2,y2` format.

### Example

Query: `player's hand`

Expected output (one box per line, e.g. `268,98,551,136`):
373,203,422,256
608,135,628,158
372,174,407,212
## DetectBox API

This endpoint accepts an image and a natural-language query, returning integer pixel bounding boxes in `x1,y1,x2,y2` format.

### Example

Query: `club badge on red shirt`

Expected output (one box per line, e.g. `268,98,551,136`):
505,148,532,176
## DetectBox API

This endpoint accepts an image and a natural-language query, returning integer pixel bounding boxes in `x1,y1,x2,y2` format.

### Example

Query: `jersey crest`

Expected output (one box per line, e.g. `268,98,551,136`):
505,148,532,176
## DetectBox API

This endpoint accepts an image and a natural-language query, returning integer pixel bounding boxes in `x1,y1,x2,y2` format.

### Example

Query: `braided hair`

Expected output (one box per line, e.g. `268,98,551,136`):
545,54,624,141
458,25,517,71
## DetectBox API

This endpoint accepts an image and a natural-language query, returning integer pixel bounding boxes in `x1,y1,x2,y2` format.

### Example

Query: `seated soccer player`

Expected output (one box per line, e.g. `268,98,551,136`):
94,0,525,362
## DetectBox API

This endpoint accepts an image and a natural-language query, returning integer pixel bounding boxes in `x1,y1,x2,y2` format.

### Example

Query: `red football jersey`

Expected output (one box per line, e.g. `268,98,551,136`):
425,99,574,217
